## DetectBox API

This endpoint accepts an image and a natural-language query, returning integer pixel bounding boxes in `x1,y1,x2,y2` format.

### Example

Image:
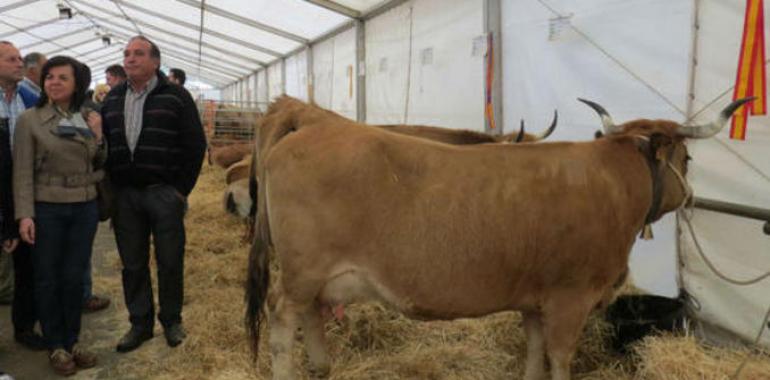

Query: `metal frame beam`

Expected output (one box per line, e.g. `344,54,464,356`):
355,20,365,122
176,0,309,44
0,0,42,14
18,26,93,51
70,0,266,67
0,16,60,40
362,0,411,21
112,0,283,58
303,0,360,19
86,54,125,72
91,57,232,87
90,59,232,87
92,23,256,75
0,18,90,58
80,48,123,65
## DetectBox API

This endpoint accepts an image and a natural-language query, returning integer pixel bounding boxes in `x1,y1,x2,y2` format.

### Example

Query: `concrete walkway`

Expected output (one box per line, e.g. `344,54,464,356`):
0,221,129,380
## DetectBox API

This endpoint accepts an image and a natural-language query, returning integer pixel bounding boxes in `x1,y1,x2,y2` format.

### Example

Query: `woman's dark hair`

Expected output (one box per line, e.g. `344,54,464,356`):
36,56,88,112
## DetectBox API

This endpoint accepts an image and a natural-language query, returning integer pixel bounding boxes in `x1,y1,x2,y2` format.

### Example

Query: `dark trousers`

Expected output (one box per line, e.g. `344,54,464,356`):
32,201,98,350
83,261,93,302
12,242,36,333
113,185,186,331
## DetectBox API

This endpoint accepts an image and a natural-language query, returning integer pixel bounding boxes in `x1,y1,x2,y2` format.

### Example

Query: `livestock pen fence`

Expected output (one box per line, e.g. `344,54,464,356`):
198,99,264,146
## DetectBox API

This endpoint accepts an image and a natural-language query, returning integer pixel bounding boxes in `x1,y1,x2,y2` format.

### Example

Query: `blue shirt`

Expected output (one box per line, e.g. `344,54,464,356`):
18,77,41,97
0,86,29,150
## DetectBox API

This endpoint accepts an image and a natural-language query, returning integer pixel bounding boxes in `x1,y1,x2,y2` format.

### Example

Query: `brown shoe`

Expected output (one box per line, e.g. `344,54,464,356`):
49,348,76,376
71,344,97,369
83,295,110,313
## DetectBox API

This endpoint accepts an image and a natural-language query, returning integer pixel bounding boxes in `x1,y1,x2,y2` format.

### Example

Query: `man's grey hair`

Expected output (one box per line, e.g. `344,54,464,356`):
128,35,161,60
23,52,45,68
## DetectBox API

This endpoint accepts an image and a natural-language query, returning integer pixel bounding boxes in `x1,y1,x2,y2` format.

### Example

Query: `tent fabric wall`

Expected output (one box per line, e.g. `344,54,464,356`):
206,0,770,350
268,62,285,101
678,0,770,348
285,50,310,102
365,0,484,130
501,0,693,298
312,27,358,120
503,0,770,349
250,74,259,106
256,69,269,111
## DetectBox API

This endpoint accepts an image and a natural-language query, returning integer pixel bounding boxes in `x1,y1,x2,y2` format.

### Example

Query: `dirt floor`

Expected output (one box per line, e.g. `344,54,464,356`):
0,221,147,380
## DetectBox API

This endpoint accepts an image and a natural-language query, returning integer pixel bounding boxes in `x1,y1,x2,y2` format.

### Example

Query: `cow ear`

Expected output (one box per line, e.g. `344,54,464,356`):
649,133,674,161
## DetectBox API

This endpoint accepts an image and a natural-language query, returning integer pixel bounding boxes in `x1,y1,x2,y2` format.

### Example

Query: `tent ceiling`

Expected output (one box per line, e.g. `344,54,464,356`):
0,0,399,89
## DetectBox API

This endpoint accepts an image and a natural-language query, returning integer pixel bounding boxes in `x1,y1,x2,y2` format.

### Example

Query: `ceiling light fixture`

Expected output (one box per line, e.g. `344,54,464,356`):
57,3,72,19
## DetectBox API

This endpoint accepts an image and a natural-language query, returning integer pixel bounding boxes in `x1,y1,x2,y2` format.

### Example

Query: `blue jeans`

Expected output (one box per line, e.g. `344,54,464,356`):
32,201,98,350
83,261,93,302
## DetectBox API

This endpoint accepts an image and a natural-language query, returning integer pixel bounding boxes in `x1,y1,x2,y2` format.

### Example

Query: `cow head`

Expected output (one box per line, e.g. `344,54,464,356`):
579,97,754,221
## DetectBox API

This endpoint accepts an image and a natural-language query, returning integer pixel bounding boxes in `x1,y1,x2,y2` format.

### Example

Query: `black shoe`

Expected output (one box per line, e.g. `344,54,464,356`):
116,328,153,353
164,324,186,347
14,330,46,351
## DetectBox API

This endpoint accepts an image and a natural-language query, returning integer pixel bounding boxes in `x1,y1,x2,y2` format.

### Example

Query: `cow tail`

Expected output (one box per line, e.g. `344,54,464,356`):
245,199,270,361
245,145,258,242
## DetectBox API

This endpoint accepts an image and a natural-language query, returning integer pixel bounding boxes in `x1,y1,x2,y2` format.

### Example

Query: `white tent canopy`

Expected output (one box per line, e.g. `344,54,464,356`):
0,0,396,89
1,0,769,351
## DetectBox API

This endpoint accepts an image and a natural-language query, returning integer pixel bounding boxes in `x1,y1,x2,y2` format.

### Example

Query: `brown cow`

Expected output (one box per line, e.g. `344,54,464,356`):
225,156,251,184
243,107,558,223
223,178,251,218
208,143,253,168
245,96,750,380
377,112,558,145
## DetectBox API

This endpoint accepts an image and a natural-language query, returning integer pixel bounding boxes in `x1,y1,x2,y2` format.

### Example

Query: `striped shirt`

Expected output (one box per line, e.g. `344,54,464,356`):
124,76,158,154
0,86,29,151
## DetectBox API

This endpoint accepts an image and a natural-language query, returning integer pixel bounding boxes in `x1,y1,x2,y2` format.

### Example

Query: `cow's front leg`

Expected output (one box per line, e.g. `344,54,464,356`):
522,311,546,380
301,304,330,377
269,295,300,380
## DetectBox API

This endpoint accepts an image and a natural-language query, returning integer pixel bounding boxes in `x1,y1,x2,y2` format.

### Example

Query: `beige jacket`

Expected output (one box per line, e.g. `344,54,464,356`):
13,104,106,219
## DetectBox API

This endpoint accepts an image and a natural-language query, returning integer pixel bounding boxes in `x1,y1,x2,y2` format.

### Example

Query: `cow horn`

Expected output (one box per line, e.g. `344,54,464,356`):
530,109,558,141
515,119,525,142
578,98,623,135
677,97,756,138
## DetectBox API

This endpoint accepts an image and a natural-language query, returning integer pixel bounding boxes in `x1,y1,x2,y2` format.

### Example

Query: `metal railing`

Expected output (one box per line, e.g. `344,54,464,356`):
198,100,260,146
693,196,770,235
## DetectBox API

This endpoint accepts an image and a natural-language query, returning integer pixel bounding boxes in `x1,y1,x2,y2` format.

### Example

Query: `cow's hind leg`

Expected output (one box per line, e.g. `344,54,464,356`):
522,311,546,380
541,292,597,380
269,294,302,380
301,304,330,377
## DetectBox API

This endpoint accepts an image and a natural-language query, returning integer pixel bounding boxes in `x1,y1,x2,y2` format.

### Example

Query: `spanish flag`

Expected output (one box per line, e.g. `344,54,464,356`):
731,0,767,140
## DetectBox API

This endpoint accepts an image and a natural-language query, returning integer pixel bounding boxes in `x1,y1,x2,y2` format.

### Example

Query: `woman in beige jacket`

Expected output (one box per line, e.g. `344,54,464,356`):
12,56,103,376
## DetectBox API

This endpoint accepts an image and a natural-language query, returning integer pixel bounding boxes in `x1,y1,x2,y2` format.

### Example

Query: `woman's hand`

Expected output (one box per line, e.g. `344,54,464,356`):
19,218,35,245
86,111,103,143
2,238,18,253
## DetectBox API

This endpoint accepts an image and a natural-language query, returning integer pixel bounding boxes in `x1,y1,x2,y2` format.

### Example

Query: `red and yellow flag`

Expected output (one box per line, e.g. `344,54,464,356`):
731,0,767,140
485,33,496,130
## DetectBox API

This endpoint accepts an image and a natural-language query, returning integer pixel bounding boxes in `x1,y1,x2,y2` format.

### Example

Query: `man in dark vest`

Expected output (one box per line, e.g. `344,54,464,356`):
100,36,206,353
0,40,45,353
